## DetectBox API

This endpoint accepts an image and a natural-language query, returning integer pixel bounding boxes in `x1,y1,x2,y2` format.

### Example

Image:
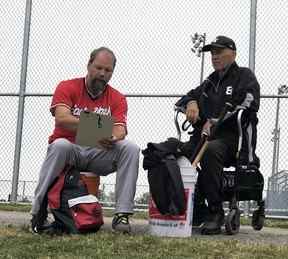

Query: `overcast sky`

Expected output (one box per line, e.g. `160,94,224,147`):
0,0,288,199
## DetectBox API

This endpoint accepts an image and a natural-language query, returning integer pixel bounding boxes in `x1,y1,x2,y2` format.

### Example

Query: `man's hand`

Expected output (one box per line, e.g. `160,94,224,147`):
186,101,200,124
97,125,126,149
97,136,117,150
201,120,213,136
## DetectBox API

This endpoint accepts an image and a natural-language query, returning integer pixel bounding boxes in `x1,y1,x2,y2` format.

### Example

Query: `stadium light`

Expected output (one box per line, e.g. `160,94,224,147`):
190,32,206,84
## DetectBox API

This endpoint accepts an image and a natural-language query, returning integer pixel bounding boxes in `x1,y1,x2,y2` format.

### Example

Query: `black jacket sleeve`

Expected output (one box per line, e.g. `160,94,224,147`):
234,68,260,112
175,81,206,109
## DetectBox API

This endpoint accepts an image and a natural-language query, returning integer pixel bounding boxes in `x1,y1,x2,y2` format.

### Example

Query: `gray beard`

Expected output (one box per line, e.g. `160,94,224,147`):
88,79,107,98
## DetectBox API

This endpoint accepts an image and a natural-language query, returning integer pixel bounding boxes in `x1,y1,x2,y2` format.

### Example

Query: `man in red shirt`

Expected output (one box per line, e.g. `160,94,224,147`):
31,47,140,234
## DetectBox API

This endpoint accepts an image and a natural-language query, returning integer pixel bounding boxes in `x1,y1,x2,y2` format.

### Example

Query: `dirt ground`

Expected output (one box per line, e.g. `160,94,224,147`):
1,211,288,244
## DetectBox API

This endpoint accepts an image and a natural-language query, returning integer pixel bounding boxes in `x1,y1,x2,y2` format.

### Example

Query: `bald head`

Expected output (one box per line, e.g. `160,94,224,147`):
88,47,117,69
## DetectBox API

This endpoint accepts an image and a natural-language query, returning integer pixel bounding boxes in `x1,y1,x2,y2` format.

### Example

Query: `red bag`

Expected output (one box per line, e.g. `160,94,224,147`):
68,194,104,232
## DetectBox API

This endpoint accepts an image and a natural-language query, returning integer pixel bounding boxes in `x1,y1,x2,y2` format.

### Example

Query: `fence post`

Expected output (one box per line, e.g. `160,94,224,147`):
11,0,32,202
243,0,258,217
249,0,257,73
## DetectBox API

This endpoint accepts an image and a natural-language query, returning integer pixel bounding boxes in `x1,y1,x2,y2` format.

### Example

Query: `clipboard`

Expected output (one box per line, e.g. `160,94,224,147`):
75,111,113,147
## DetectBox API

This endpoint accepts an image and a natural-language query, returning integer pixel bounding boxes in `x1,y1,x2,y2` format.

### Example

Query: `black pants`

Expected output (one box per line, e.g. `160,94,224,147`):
198,131,238,212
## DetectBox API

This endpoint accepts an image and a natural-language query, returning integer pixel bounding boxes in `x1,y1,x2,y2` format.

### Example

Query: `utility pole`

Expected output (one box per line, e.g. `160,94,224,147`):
271,85,288,186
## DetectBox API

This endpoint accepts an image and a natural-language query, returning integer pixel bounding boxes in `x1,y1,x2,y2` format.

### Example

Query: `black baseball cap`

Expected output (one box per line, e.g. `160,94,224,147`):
202,36,236,52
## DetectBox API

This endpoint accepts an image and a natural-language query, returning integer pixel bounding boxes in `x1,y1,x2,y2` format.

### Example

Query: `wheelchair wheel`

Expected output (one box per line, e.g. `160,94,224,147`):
225,208,240,235
252,210,265,231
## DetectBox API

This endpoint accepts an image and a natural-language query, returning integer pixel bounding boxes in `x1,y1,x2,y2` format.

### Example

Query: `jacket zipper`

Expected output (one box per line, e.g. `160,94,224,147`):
206,78,219,93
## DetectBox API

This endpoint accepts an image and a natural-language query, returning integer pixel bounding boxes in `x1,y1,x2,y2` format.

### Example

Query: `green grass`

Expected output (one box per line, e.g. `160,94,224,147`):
0,202,32,212
1,203,288,258
0,225,287,259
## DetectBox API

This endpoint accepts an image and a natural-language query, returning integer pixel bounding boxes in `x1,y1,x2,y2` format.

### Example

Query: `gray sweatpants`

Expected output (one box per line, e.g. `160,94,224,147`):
31,138,140,215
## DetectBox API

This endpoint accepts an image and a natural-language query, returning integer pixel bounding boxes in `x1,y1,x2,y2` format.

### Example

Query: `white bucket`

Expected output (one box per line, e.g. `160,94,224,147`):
149,156,198,237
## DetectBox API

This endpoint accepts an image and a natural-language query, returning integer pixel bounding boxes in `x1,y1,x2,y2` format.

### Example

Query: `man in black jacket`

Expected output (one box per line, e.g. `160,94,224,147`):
176,36,260,235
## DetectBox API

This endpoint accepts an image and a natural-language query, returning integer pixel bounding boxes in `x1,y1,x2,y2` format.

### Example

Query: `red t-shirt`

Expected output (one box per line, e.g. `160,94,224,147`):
49,77,127,143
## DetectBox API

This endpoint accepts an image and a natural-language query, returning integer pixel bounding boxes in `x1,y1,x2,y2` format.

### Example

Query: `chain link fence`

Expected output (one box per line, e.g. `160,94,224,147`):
1,0,288,216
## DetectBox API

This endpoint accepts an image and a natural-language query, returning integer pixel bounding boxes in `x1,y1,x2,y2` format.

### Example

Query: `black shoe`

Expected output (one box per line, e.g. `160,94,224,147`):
112,213,131,234
201,209,224,235
31,216,60,235
31,196,49,234
193,202,209,227
31,214,49,234
31,208,48,234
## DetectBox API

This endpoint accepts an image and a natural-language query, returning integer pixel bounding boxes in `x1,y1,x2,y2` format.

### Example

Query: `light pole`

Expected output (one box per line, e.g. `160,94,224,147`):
191,33,206,84
174,33,207,140
271,85,288,189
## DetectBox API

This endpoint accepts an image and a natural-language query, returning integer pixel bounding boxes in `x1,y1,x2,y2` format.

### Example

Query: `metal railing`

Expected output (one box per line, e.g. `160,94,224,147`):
1,93,288,216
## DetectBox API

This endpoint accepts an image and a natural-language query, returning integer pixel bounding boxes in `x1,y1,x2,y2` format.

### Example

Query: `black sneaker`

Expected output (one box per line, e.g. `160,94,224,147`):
200,209,224,235
112,213,131,234
31,196,49,234
193,202,209,227
31,214,49,234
